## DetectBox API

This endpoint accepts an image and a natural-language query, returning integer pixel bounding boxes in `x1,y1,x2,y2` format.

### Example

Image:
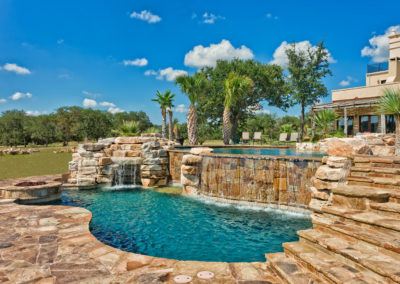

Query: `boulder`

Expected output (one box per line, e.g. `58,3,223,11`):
183,186,198,195
82,143,105,151
327,138,372,157
97,137,115,145
370,145,395,157
181,165,197,175
82,159,98,167
326,156,348,168
182,154,202,165
181,173,199,186
141,164,163,171
115,137,141,144
383,136,395,146
314,165,343,181
77,177,96,186
98,157,112,166
190,147,213,155
112,150,126,157
141,141,161,152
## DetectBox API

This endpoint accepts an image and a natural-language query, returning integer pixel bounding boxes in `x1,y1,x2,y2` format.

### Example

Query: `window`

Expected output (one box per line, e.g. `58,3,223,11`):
337,116,354,135
360,115,379,133
386,115,396,133
381,80,386,84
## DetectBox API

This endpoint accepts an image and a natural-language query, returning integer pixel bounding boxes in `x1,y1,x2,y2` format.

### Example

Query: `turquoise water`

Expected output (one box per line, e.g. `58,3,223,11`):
179,147,324,158
52,188,312,262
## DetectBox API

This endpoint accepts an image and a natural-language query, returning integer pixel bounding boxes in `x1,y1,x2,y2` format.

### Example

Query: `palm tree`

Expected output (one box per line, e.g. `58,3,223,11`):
377,88,400,155
152,90,175,139
223,72,253,145
313,109,337,137
175,73,208,145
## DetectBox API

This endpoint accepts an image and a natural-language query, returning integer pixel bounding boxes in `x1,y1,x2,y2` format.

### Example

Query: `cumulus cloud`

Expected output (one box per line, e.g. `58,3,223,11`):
202,13,225,24
339,76,358,87
255,109,270,115
1,63,31,75
361,25,400,63
0,99,6,103
82,98,124,114
270,40,336,67
26,110,41,116
175,104,187,113
123,58,148,66
266,13,278,20
130,10,161,23
145,67,188,81
82,90,101,98
184,39,254,68
10,92,32,100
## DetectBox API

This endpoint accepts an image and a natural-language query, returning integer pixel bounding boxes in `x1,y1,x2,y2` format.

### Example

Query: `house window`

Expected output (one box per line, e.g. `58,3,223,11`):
386,115,396,133
337,116,354,135
381,80,386,84
360,115,379,133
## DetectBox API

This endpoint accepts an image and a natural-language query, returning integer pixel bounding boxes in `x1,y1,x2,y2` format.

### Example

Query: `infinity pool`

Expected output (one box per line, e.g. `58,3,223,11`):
52,188,312,262
179,147,324,158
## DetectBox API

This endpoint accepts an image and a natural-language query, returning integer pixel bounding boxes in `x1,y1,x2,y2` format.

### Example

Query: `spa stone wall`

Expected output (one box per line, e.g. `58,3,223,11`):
199,154,321,207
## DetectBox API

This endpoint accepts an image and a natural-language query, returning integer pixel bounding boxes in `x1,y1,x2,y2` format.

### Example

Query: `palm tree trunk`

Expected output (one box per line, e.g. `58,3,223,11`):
396,114,400,156
187,104,198,145
161,108,166,139
223,107,231,145
168,111,174,141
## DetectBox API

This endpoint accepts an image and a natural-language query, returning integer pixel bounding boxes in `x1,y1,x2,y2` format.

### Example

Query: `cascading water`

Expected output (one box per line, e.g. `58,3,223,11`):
113,159,139,186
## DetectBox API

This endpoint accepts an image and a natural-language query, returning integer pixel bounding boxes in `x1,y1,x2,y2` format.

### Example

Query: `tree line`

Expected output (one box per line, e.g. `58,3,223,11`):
0,107,153,147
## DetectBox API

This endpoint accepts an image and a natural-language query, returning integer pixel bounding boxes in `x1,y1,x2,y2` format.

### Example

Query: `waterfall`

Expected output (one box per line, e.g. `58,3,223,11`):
113,159,139,186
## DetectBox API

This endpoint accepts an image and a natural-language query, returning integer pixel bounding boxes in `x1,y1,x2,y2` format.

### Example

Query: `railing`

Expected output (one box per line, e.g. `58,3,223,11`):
367,62,388,73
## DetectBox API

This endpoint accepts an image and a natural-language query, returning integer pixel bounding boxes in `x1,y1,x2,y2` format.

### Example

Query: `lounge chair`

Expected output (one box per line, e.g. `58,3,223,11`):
278,133,288,144
289,132,299,143
253,132,262,144
242,132,250,144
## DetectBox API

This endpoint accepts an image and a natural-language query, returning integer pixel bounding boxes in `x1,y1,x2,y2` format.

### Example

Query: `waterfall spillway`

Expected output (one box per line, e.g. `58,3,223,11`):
113,158,141,186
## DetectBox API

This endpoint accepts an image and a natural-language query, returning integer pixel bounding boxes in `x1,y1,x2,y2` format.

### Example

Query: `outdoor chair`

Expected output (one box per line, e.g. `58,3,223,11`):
289,132,299,143
278,133,288,144
242,132,250,144
253,132,262,144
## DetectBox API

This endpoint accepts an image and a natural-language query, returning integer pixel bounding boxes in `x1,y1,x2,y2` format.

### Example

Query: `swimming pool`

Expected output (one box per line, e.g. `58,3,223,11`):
51,188,312,262
178,147,324,158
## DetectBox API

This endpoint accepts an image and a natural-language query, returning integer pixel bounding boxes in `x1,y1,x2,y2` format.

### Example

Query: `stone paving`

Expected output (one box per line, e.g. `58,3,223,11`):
0,199,281,284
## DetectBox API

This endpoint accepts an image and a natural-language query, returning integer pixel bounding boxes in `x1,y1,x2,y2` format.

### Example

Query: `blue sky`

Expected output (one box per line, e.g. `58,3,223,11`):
0,0,399,123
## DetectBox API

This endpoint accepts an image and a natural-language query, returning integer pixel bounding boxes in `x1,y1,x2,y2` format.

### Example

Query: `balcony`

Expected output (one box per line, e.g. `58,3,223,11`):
367,62,388,73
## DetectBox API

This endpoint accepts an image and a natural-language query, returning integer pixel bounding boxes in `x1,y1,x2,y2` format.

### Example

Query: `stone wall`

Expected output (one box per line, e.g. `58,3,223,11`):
69,135,172,187
168,150,187,183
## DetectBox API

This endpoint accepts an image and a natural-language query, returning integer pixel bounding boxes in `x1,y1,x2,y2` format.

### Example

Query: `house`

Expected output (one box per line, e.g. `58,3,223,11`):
312,29,400,136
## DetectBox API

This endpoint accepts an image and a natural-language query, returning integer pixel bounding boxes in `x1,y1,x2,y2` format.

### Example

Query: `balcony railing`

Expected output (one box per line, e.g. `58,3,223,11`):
367,62,388,73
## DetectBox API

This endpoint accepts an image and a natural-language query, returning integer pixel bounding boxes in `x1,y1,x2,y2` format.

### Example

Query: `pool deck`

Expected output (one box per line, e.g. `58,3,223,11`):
0,198,281,283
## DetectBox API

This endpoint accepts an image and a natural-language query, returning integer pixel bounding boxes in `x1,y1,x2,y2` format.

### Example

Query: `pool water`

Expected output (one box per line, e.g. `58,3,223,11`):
52,188,312,262
179,147,324,158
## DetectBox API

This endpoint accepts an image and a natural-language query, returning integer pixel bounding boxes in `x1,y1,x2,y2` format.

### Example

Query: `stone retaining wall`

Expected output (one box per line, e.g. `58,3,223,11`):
168,150,187,183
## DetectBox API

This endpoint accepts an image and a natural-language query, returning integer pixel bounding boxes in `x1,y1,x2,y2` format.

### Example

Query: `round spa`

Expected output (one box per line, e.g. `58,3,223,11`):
48,187,312,262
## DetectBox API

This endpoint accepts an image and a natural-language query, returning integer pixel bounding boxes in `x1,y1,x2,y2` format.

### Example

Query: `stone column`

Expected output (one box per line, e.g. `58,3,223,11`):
344,108,348,136
381,114,386,134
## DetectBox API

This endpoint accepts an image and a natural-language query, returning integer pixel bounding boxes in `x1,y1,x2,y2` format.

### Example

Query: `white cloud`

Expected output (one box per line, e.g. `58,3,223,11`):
57,39,64,44
108,106,124,114
175,104,187,113
266,13,278,20
2,63,31,75
255,109,270,115
26,110,41,116
0,99,6,103
123,58,148,66
10,92,32,100
82,90,101,98
270,40,336,67
83,98,98,108
339,76,358,87
130,10,161,23
184,39,254,68
146,67,188,81
202,13,225,24
361,25,400,63
99,101,116,107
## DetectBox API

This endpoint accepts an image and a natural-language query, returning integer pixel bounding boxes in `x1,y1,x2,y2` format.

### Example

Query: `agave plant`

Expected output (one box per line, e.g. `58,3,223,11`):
112,121,141,137
377,88,400,155
313,109,337,137
223,72,253,145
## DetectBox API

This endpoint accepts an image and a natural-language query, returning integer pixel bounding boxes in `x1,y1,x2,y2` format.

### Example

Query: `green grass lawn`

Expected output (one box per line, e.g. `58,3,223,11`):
0,147,72,180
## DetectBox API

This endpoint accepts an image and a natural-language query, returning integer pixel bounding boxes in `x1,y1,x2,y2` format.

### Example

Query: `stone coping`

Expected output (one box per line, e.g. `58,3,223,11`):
199,152,324,162
0,199,281,283
175,144,293,149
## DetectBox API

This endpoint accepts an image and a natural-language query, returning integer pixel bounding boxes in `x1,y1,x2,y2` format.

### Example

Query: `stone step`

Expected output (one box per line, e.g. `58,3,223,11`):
322,205,400,232
282,241,386,283
298,228,400,283
346,178,400,190
350,166,400,179
331,185,391,200
370,201,400,214
266,252,327,284
312,213,400,254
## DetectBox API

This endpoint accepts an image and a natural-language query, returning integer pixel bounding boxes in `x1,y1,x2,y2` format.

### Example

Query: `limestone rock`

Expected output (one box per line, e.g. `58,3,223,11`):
309,198,326,213
370,145,395,156
141,141,161,152
82,159,98,167
141,164,162,171
97,137,115,145
82,143,105,151
326,156,348,168
115,137,141,144
182,154,202,165
183,186,198,195
312,177,338,190
98,157,112,166
77,177,95,186
112,150,126,157
181,173,199,186
181,165,197,175
190,147,213,155
327,138,372,157
383,135,395,146
314,165,343,181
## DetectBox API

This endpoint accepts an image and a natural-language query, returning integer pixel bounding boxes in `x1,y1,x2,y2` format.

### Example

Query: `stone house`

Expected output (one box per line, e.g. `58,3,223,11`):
312,29,400,136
